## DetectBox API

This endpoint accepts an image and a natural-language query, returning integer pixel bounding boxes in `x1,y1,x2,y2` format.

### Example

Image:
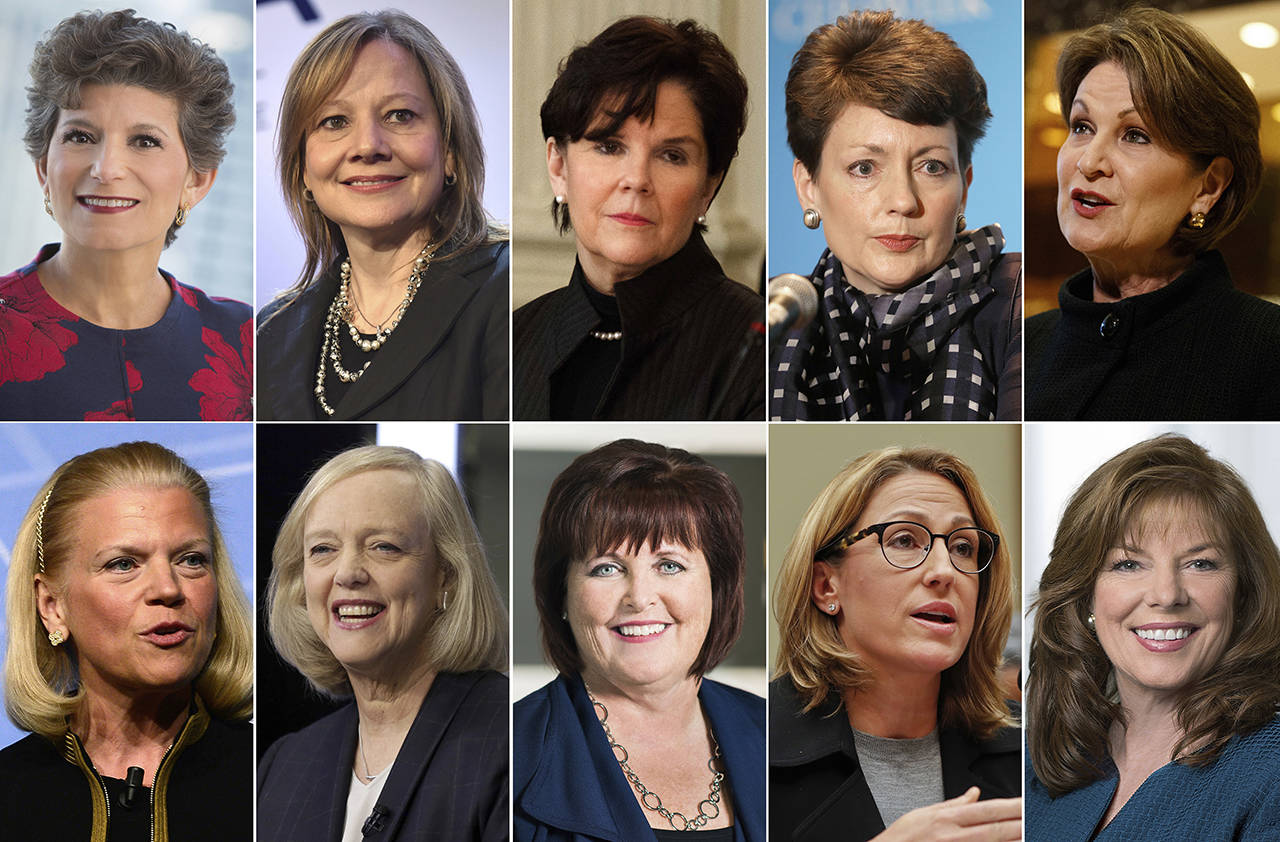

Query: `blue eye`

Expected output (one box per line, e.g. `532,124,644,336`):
106,557,137,572
178,552,208,568
658,560,686,574
1110,558,1140,572
588,562,620,577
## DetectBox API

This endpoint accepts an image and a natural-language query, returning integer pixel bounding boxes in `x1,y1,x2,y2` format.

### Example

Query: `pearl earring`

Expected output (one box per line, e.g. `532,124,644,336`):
827,603,836,613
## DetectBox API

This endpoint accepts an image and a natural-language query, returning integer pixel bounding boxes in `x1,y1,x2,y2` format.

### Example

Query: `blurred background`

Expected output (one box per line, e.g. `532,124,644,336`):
1025,0,1280,314
769,423,1023,703
511,0,766,306
0,0,253,303
510,422,767,702
0,422,252,751
255,0,510,308
767,0,1025,278
255,422,507,755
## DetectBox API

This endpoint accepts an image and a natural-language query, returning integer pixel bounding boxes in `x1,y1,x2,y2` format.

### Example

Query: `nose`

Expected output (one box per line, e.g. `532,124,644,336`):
350,117,391,162
1075,134,1113,179
334,547,369,588
920,537,956,588
622,569,657,610
143,562,185,605
1148,562,1188,608
883,166,922,216
619,153,652,194
89,140,127,183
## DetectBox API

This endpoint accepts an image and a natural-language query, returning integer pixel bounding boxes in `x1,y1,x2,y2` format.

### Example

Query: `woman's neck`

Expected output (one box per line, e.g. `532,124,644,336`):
39,241,171,329
581,668,702,724
1087,249,1194,303
342,231,435,331
349,664,437,779
73,687,193,787
842,670,941,739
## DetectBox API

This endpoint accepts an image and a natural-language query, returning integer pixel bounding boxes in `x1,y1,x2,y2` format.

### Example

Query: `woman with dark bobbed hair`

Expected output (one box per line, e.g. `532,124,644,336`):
0,10,250,420
258,11,509,421
514,439,765,841
772,11,1021,422
1027,434,1280,838
1027,8,1280,420
514,18,764,421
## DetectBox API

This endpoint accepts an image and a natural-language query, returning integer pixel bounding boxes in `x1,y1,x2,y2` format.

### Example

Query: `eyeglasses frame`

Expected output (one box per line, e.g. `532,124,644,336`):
814,520,998,574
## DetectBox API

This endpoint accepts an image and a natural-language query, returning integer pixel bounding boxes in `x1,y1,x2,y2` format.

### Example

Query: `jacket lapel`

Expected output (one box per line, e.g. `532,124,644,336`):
259,285,330,420
701,682,764,842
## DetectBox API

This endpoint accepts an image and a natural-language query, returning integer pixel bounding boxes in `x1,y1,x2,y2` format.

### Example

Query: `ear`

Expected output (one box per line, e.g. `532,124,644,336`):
444,149,457,184
35,156,49,191
1191,156,1233,216
961,163,973,210
812,560,840,612
546,137,568,199
793,158,819,215
35,575,66,638
182,167,218,209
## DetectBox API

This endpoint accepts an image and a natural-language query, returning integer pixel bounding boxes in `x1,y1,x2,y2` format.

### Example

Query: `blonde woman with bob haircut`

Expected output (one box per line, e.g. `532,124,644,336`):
1027,434,1280,839
258,10,509,421
259,444,508,842
0,441,253,841
771,446,1020,842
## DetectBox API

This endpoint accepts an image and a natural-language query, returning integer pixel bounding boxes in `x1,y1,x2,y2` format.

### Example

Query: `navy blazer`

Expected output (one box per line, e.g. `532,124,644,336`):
257,241,509,420
514,673,765,842
257,671,508,842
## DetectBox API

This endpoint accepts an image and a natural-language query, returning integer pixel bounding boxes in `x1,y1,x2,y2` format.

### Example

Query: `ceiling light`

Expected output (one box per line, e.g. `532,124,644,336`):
1240,22,1279,49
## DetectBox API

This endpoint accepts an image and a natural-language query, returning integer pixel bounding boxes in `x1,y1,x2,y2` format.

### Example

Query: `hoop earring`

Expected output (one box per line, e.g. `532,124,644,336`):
174,204,189,227
439,590,449,612
444,172,457,187
802,208,821,229
303,188,315,203
955,213,966,233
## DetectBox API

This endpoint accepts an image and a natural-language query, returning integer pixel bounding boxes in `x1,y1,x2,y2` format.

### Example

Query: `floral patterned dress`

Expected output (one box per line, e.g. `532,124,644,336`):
0,245,252,420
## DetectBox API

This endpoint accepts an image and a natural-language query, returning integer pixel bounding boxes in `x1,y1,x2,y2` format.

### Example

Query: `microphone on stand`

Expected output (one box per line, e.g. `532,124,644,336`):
767,273,819,345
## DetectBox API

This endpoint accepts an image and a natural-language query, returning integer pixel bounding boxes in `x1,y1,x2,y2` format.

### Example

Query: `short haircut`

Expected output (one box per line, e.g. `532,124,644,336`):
24,10,234,248
266,446,507,698
786,11,991,177
3,442,253,739
1057,7,1262,253
540,16,749,233
532,439,746,677
773,446,1014,740
1028,434,1280,796
274,10,503,299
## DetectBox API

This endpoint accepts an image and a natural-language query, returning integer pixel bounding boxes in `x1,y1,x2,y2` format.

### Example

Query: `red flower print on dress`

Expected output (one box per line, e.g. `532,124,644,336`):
0,273,79,384
84,399,133,421
189,323,251,420
176,282,199,309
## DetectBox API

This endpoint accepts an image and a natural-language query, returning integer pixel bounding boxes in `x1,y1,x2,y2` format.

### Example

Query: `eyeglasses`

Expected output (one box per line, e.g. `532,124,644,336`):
815,520,998,574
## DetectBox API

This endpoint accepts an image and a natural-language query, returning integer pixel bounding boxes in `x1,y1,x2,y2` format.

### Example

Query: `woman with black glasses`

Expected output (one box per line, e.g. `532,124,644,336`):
770,446,1021,842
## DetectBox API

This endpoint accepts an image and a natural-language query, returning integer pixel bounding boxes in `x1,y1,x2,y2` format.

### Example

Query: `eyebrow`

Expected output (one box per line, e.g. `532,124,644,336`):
318,92,426,112
59,117,173,139
95,537,211,558
851,144,953,157
1113,542,1221,557
1069,100,1139,121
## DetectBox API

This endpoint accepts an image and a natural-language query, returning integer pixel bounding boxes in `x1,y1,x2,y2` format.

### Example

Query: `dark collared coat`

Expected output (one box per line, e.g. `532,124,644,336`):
769,676,1020,842
512,233,764,421
257,241,509,420
514,672,765,842
257,671,508,842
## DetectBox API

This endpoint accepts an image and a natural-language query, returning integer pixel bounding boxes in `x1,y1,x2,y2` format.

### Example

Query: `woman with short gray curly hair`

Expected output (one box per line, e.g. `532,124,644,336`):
0,9,250,421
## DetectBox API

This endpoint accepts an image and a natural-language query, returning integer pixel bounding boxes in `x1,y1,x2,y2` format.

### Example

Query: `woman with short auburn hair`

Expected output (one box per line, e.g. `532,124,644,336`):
771,446,1020,841
772,11,1021,422
515,439,764,841
1027,434,1280,838
1027,8,1280,420
259,445,508,841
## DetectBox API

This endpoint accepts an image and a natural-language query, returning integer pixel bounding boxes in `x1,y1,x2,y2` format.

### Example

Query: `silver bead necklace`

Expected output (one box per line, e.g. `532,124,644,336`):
315,241,439,416
585,684,724,832
589,328,622,341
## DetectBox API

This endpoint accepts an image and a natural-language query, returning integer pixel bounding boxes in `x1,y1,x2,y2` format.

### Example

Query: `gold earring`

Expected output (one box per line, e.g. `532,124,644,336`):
955,213,967,233
174,204,189,227
44,193,54,218
1189,212,1206,229
802,208,821,229
48,629,65,647
1086,613,1096,631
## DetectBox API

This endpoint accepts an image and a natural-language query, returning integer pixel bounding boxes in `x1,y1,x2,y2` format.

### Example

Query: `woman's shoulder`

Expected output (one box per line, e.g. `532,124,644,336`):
701,677,765,720
0,732,60,770
169,276,251,325
260,702,356,768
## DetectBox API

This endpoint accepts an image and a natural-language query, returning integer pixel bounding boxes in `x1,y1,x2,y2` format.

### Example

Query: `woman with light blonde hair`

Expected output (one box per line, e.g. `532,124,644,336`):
0,441,253,840
771,446,1020,841
258,10,508,421
258,444,508,842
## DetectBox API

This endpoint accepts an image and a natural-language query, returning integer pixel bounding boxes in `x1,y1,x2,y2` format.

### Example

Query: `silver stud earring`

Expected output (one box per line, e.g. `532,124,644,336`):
803,208,821,229
554,195,566,206
827,603,836,613
696,214,707,226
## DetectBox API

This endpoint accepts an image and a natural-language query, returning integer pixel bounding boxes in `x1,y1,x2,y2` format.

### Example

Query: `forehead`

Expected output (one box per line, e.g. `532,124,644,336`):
825,102,959,153
305,469,425,529
327,38,432,103
58,83,180,128
1120,495,1218,546
1073,61,1134,107
861,470,973,522
73,486,207,534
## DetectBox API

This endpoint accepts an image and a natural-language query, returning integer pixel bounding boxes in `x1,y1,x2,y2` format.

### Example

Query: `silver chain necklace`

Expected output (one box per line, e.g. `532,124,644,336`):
585,684,724,832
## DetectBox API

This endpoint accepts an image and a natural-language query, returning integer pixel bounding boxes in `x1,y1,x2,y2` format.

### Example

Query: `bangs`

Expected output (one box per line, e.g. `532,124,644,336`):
1111,483,1229,561
573,479,703,562
581,80,669,142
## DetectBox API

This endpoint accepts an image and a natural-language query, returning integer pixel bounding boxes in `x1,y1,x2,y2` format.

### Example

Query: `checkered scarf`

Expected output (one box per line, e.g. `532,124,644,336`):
771,225,1005,420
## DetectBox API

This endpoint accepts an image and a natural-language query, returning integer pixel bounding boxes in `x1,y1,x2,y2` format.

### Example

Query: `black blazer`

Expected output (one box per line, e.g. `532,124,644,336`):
768,676,1020,842
257,671,508,842
257,242,509,420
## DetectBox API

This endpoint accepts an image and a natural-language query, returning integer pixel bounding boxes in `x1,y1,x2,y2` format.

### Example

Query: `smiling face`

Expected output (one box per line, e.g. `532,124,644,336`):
37,486,218,700
304,38,450,248
37,84,213,255
815,471,981,679
1056,62,1222,277
547,80,720,291
795,103,970,295
565,540,713,693
1092,501,1236,707
302,469,441,684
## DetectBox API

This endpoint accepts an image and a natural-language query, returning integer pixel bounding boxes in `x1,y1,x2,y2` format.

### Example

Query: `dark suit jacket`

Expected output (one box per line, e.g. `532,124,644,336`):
769,676,1020,842
257,671,508,842
257,242,509,420
512,233,764,420
514,673,765,842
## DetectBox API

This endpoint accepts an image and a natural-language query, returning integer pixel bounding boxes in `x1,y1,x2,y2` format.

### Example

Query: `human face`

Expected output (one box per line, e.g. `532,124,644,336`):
37,487,218,700
1056,62,1221,277
795,104,970,295
37,84,214,255
1092,505,1235,708
547,80,720,290
302,469,441,684
814,471,981,678
565,540,712,694
304,39,450,249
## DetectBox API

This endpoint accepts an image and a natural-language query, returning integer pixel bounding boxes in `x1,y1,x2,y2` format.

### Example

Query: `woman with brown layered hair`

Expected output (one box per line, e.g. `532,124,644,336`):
771,446,1020,841
1027,434,1280,839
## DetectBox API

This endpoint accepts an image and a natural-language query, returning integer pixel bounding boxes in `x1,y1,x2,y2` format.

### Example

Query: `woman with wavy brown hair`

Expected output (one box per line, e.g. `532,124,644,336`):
771,447,1020,841
1027,434,1280,839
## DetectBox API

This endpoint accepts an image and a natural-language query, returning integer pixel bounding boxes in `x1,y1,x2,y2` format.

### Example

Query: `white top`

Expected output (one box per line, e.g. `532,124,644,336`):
341,765,392,842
